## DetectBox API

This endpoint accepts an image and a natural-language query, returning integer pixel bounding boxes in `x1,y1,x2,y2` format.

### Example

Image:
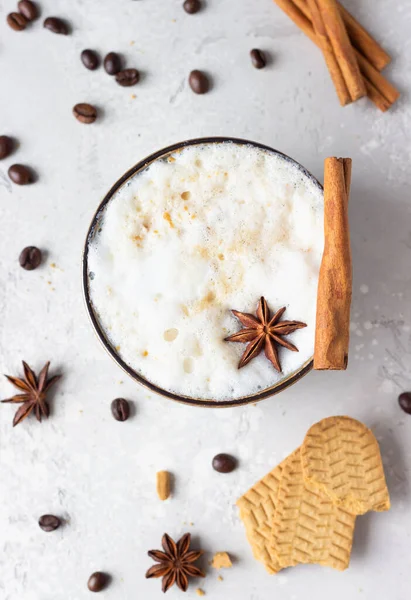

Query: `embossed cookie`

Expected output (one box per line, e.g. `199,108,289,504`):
270,448,356,571
301,416,390,515
237,456,288,574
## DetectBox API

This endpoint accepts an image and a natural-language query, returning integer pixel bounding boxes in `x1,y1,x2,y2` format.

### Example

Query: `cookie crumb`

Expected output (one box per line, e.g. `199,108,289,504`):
196,589,205,597
217,575,223,581
211,552,232,569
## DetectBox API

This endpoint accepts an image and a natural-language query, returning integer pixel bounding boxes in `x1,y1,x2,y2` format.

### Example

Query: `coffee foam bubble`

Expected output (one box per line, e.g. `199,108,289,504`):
87,142,324,401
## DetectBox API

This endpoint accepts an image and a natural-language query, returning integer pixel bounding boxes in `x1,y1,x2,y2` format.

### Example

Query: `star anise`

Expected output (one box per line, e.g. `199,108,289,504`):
145,533,205,593
1,361,61,427
224,296,307,372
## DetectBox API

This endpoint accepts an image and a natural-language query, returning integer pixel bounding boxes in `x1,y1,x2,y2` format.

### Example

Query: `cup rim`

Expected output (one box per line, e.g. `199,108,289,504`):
82,136,323,408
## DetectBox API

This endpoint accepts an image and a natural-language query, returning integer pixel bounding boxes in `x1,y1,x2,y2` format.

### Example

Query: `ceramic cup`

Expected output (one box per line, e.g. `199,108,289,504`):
83,137,323,407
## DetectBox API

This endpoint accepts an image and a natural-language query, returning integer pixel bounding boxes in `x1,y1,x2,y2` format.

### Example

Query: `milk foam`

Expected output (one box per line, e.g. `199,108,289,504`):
87,142,324,401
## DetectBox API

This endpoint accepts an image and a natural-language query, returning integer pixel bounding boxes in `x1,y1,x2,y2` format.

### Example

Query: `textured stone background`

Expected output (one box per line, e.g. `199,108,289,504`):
0,0,410,598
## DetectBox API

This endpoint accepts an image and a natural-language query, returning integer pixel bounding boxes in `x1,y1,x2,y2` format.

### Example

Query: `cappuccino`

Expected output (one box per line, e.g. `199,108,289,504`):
87,142,324,401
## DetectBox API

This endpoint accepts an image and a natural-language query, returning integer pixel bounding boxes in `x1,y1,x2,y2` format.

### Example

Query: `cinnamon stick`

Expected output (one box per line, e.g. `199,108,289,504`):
307,0,350,105
363,78,392,113
294,0,399,108
356,51,400,108
314,157,352,370
275,0,318,43
273,0,400,111
337,1,391,71
315,0,366,102
290,0,392,73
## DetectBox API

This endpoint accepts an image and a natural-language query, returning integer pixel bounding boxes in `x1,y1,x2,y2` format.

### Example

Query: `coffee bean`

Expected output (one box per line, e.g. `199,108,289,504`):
0,136,14,160
104,52,121,75
19,246,42,270
111,398,130,421
18,1,38,21
188,70,209,94
8,164,32,185
115,68,140,87
88,572,109,593
399,392,411,415
250,49,266,69
183,0,201,14
43,16,68,35
212,453,237,473
73,103,97,124
39,514,61,532
81,49,99,71
7,12,28,31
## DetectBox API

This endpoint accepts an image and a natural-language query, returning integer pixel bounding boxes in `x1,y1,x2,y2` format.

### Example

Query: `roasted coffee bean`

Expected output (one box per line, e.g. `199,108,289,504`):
81,49,99,71
212,453,237,473
399,392,411,415
43,16,68,35
183,0,201,14
8,164,32,185
88,572,109,593
0,136,13,160
115,68,140,87
39,514,61,532
250,48,266,69
18,0,38,21
188,70,209,94
111,398,130,422
73,103,97,124
7,12,28,31
19,246,42,270
104,52,121,75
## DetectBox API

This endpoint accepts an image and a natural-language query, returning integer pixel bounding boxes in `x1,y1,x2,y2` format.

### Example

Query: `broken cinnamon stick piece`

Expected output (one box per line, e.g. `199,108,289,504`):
316,0,366,101
307,0,351,105
314,157,352,370
156,471,171,500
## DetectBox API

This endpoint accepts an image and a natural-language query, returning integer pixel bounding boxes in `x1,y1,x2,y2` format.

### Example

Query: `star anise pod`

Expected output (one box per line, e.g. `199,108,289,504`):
1,361,61,427
224,296,307,372
145,533,205,593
